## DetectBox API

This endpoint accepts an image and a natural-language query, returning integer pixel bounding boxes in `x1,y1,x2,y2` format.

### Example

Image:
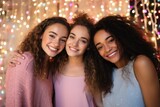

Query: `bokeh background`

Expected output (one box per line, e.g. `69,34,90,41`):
0,0,160,106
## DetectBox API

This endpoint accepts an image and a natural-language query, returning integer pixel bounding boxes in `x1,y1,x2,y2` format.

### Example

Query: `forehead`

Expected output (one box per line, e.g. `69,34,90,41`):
71,25,90,39
94,30,111,40
46,23,67,31
44,23,68,36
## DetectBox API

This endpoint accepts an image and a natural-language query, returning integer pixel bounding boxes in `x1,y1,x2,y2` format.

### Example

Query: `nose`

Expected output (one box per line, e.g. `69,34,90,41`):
104,43,111,53
52,39,60,47
72,39,79,47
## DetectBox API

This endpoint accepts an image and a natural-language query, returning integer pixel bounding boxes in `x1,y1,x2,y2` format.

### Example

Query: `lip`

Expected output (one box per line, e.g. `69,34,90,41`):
106,50,117,58
48,45,59,52
69,46,79,52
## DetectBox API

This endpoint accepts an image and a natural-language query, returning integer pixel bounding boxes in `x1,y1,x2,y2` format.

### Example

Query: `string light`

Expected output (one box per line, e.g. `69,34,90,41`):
0,0,159,106
130,0,160,49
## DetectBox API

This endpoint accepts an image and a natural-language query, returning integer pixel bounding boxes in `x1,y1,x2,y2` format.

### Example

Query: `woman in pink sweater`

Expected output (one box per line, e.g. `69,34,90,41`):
7,13,102,107
5,16,70,107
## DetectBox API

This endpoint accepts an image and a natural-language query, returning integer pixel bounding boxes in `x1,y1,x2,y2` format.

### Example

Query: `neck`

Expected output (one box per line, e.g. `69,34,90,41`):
60,56,85,76
115,57,129,68
68,56,84,66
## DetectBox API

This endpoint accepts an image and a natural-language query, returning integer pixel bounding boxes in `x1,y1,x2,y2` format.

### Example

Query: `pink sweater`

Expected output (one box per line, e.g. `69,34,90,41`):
5,52,53,107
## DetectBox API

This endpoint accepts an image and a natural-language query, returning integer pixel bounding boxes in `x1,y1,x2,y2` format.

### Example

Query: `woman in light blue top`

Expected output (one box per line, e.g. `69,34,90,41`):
92,15,160,107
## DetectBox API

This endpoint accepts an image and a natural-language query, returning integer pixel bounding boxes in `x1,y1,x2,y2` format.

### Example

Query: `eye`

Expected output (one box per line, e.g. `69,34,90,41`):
107,37,115,43
68,35,74,39
80,39,87,44
60,38,67,42
96,46,103,50
49,34,55,38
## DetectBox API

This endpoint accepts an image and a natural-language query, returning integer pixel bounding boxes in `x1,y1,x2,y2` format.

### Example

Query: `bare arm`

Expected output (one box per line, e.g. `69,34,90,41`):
134,55,160,107
93,90,103,107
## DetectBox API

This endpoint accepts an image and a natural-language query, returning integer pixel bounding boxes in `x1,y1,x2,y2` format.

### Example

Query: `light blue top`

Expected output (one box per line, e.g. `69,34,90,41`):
103,60,145,107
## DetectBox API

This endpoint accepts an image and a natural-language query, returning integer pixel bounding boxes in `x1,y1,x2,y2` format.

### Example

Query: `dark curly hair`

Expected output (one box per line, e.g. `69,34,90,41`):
92,15,160,95
52,12,97,92
18,16,70,79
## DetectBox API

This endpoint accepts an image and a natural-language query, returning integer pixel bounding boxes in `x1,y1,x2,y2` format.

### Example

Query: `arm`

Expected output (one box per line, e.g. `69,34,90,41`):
134,55,160,107
5,52,33,107
93,90,103,107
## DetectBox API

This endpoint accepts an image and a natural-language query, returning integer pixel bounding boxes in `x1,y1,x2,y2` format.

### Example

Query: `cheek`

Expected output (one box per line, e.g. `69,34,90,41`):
98,49,105,58
41,35,48,44
81,42,89,50
99,51,104,58
41,38,46,48
59,43,65,50
66,38,72,45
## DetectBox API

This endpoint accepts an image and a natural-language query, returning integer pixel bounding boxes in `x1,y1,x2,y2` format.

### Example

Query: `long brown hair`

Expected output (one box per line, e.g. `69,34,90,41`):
52,13,97,92
19,17,70,79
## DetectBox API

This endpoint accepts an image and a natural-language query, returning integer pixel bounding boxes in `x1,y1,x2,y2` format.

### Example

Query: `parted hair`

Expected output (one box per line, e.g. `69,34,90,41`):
92,15,160,95
52,12,97,92
19,16,70,79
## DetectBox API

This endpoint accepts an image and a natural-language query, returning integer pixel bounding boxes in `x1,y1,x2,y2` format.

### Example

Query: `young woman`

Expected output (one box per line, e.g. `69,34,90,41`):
52,13,98,107
5,16,70,107
92,15,160,107
7,13,101,107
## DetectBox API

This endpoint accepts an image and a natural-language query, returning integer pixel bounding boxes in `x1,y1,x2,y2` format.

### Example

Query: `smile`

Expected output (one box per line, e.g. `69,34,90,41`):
48,45,58,52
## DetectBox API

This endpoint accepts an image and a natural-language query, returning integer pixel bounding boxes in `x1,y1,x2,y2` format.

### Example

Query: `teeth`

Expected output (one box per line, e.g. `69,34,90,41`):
108,51,116,57
70,47,78,51
48,46,58,51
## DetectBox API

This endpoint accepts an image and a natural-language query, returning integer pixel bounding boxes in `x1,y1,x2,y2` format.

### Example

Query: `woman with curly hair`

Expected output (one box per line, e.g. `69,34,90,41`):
5,16,70,107
7,13,102,107
52,13,97,107
92,15,160,107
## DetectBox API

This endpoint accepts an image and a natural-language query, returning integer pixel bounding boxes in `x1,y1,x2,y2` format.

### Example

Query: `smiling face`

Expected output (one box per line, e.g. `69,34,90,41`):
41,23,68,57
65,25,90,58
94,29,122,66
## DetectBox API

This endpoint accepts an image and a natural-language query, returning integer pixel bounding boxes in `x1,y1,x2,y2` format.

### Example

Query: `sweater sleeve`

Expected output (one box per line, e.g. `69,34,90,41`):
5,52,34,107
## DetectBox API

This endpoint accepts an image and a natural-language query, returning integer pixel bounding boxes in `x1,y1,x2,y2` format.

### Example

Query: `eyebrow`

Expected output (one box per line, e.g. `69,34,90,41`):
81,37,89,42
95,35,112,47
70,33,89,41
49,31,57,35
70,33,76,36
49,31,67,39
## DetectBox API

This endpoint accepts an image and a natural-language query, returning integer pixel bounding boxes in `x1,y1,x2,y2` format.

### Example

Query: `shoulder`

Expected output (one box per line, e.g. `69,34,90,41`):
6,52,34,85
134,55,154,68
14,52,34,70
134,55,155,71
133,55,157,81
23,51,34,60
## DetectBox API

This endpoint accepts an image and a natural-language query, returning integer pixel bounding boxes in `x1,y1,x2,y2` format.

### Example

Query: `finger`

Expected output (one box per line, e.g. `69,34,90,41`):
17,50,23,54
11,58,21,65
8,59,21,67
13,50,25,59
8,61,16,67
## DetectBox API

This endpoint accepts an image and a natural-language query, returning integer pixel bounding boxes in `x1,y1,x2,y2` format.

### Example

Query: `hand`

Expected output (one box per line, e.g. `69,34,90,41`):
8,50,25,67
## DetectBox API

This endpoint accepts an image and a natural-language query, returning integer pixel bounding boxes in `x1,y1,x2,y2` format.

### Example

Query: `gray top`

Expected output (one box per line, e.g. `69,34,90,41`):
103,60,145,107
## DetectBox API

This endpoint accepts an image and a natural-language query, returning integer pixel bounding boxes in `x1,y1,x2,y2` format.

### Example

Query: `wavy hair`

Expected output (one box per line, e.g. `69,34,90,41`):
53,12,97,92
18,16,70,79
92,15,160,95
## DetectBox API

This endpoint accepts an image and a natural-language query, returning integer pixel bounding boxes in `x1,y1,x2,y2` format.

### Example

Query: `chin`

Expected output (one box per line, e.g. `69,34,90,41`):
105,57,119,64
47,53,58,58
